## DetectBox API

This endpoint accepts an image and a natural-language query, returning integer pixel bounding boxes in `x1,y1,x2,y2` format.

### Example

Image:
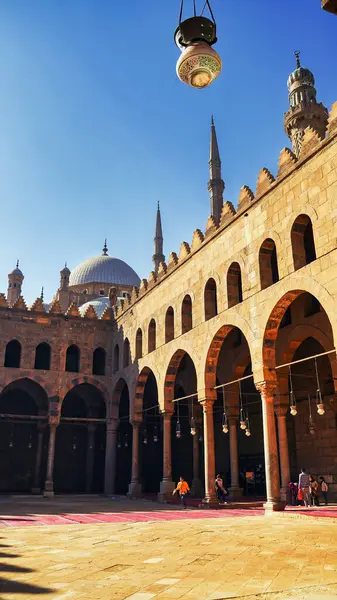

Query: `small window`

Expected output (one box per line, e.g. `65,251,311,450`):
204,278,217,320
83,289,87,294
92,347,106,376
65,345,80,372
122,292,128,298
4,340,21,368
100,289,105,296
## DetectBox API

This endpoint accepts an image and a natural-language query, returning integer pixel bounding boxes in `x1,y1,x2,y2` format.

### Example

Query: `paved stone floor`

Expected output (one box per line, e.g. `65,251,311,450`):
1,498,337,600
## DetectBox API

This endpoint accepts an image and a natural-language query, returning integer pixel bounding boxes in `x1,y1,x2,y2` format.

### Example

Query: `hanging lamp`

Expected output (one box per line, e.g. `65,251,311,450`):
143,428,148,445
222,389,228,433
176,400,182,438
314,358,325,415
190,397,197,435
289,365,297,416
175,0,222,88
239,381,246,430
245,416,251,437
308,394,316,435
153,426,159,443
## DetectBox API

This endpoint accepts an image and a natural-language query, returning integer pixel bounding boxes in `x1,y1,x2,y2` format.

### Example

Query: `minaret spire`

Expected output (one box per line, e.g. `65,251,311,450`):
102,239,108,256
208,116,224,223
152,202,165,273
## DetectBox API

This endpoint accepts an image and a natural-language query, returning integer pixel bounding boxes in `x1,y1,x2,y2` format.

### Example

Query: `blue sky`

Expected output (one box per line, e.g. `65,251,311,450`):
0,0,336,304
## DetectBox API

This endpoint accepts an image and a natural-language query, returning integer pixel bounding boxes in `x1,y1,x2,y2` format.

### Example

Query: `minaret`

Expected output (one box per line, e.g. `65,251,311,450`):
208,116,224,223
7,260,24,306
59,262,70,290
152,202,165,273
284,51,328,157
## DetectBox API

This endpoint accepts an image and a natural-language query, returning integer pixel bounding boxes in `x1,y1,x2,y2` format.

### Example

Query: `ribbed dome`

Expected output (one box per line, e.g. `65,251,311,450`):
10,267,23,277
287,66,315,92
69,255,140,288
79,296,110,318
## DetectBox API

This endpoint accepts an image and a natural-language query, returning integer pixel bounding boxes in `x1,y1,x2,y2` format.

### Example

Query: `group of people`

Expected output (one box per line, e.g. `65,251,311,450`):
173,474,228,508
296,468,329,507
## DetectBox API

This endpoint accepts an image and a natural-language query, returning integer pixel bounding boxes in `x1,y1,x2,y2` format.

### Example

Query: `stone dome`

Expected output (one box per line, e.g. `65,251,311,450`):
69,255,140,288
287,66,315,92
79,296,110,319
10,267,23,277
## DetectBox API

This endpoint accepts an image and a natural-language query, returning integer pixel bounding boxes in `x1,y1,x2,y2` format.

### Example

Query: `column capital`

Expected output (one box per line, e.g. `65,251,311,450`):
160,408,174,418
130,420,141,428
106,418,118,433
48,415,60,426
256,380,277,400
199,398,214,411
275,404,289,417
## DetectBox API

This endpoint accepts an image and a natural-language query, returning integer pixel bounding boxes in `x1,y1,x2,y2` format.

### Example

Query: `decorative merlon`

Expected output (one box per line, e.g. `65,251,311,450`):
327,101,337,136
148,271,157,286
30,297,45,313
100,306,113,320
131,287,139,303
48,299,63,314
205,215,218,237
256,168,275,197
167,252,178,270
220,201,236,225
157,261,167,276
83,304,97,319
12,296,28,311
0,293,8,307
179,241,191,260
191,229,204,250
238,185,254,210
300,125,324,158
139,279,148,293
66,302,81,317
277,147,297,179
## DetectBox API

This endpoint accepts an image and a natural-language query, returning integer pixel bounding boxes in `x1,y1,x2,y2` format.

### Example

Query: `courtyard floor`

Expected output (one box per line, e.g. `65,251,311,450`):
1,497,337,600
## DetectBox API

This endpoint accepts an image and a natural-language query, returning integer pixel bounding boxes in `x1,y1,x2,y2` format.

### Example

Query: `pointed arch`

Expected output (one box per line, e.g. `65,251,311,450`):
204,278,217,321
181,294,192,334
259,238,279,290
227,262,243,308
135,328,143,359
165,307,175,343
4,340,22,368
291,214,316,270
123,338,130,368
34,342,51,370
113,344,119,374
148,319,156,353
65,345,80,373
92,347,106,376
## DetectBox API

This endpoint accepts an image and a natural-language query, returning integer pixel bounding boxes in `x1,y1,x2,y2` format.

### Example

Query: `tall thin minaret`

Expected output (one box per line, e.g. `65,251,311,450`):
152,202,165,273
208,116,224,223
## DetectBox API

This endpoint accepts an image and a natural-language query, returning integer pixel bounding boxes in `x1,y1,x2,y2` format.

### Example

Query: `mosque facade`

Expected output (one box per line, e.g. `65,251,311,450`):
1,56,337,509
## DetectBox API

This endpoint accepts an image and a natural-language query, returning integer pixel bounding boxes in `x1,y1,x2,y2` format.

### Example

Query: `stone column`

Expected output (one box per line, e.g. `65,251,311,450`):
228,415,243,497
85,424,96,494
44,416,59,497
275,405,291,502
158,411,175,502
104,419,118,496
128,421,142,497
191,421,203,497
256,382,284,511
32,423,45,494
201,399,217,505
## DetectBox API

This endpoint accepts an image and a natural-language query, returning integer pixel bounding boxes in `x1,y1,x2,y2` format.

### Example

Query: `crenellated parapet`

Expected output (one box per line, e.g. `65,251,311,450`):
112,101,337,321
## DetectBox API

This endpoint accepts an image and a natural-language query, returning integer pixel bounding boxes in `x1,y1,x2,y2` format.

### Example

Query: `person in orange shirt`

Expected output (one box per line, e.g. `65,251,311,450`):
173,476,190,508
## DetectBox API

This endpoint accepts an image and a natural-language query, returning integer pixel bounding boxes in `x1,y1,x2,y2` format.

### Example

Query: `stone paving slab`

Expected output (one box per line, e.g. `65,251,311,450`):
1,506,337,599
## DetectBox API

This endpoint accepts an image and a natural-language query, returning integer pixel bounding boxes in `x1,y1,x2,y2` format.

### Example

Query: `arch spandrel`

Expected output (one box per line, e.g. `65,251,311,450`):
163,348,200,412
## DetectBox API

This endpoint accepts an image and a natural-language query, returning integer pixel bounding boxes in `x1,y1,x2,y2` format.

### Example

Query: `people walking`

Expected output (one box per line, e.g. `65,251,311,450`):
298,468,311,507
319,476,329,505
309,476,319,506
215,474,228,504
173,476,190,509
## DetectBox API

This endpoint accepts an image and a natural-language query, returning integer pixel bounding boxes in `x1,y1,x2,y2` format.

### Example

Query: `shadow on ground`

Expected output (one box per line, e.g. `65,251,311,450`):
0,537,54,596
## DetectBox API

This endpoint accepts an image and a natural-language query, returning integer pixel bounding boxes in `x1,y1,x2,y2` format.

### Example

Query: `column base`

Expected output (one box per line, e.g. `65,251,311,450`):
228,486,243,498
127,481,142,498
43,480,54,498
280,486,289,503
31,487,41,495
263,500,286,512
158,479,175,503
199,494,219,508
191,478,203,498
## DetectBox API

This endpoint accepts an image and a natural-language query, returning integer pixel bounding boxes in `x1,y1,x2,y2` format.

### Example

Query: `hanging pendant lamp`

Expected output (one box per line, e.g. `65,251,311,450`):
176,400,182,438
289,365,297,416
308,395,316,436
239,382,246,430
314,358,325,415
222,389,228,433
175,0,222,88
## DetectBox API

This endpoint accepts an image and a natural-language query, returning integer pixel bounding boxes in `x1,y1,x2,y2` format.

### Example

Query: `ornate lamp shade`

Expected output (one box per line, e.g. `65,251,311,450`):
175,16,221,88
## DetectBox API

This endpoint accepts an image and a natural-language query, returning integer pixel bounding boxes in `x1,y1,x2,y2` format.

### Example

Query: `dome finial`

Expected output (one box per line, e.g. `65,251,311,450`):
102,239,108,256
294,50,301,69
16,259,19,269
40,286,44,301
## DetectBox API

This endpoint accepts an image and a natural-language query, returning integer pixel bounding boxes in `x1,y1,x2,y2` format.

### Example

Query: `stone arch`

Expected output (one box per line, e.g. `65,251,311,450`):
0,373,55,398
4,339,22,368
61,376,109,407
164,349,199,410
92,347,106,376
291,214,316,270
134,366,157,417
65,344,80,373
204,278,218,321
226,262,243,308
259,238,279,290
261,285,336,384
34,342,51,370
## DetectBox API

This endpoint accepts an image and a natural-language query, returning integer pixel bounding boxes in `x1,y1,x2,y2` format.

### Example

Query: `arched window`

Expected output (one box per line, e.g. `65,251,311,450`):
65,345,80,373
123,338,130,368
204,278,217,320
148,319,156,353
4,340,21,368
181,295,192,334
165,307,174,343
259,238,279,290
34,342,51,370
92,347,106,376
135,328,143,359
291,214,316,270
227,262,243,308
113,344,120,374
